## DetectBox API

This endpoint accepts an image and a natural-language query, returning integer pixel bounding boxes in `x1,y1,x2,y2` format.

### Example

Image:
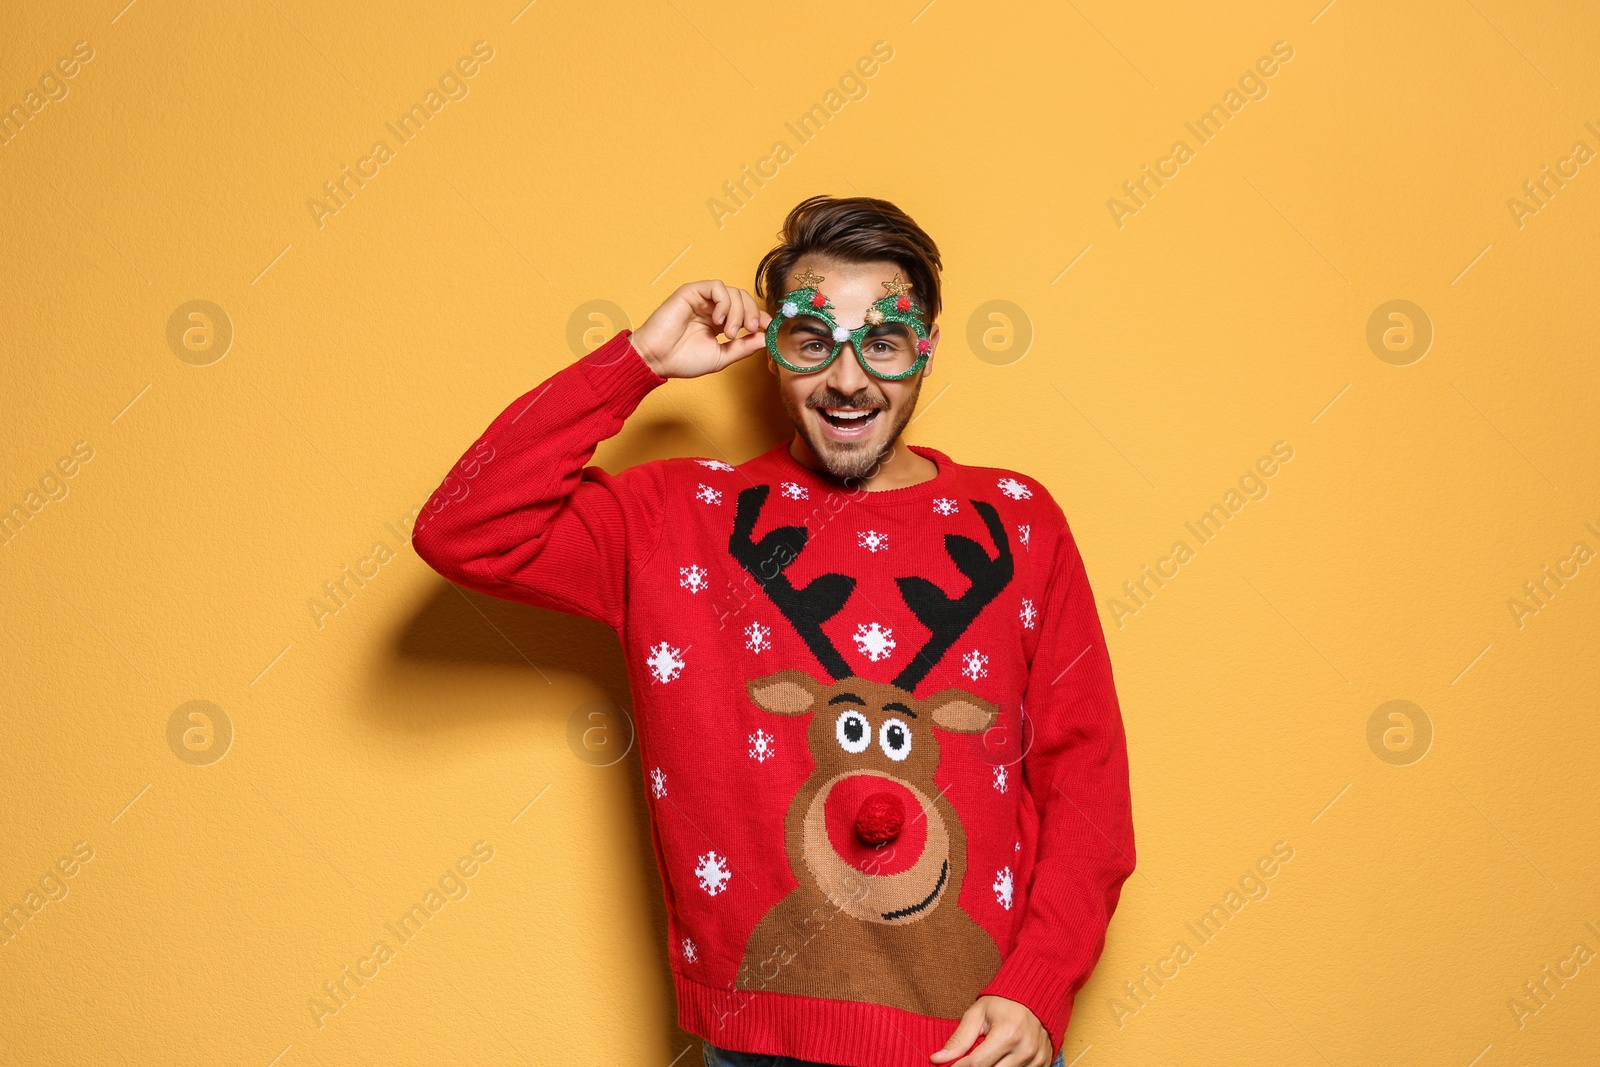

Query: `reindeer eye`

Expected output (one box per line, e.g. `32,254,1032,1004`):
835,710,871,754
878,717,912,761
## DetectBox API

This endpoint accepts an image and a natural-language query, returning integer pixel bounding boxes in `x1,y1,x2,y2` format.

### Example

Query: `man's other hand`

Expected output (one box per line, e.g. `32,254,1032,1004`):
930,995,1053,1067
629,279,772,379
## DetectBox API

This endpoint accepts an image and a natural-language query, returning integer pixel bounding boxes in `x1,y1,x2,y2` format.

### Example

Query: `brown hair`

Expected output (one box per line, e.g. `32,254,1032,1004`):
755,195,943,326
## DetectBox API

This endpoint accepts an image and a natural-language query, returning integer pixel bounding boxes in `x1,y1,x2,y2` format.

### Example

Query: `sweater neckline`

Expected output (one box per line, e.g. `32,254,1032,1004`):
762,439,955,504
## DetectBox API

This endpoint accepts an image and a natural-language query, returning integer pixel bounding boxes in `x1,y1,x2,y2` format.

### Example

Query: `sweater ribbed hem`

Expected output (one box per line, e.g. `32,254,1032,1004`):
676,972,968,1067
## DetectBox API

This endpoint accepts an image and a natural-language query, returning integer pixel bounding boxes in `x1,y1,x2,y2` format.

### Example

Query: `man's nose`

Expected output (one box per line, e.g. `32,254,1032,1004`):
826,341,870,394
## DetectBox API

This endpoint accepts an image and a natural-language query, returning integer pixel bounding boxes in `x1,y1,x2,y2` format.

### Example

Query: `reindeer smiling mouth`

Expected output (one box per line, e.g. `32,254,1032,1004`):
729,482,1014,1014
884,860,948,921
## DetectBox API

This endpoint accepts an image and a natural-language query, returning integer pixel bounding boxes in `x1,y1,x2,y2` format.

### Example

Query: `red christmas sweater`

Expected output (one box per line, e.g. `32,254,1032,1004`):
412,329,1135,1067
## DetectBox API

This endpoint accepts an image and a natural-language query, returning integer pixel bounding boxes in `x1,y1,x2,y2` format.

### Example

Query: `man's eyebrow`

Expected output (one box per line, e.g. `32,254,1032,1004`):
865,322,914,338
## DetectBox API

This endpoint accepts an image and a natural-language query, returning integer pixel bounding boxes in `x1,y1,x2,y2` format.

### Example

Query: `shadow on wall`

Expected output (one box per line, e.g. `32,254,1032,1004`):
378,577,686,1047
392,581,634,704
366,356,794,1054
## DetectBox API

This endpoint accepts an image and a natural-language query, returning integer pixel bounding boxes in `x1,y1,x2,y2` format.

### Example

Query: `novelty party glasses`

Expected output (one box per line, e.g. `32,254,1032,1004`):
765,268,933,381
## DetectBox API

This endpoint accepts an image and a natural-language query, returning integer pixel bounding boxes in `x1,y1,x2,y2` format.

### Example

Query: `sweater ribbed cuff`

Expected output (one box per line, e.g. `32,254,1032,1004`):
979,944,1076,1055
576,328,666,415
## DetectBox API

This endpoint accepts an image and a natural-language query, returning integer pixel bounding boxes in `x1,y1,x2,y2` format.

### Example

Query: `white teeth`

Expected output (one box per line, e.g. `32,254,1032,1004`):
823,408,874,420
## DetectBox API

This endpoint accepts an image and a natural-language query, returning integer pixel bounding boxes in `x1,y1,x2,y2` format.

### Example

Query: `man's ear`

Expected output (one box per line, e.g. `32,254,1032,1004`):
923,322,939,376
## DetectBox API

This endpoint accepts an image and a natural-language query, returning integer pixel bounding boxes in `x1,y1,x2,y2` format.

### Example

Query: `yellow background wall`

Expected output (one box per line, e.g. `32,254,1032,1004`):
3,0,1597,1063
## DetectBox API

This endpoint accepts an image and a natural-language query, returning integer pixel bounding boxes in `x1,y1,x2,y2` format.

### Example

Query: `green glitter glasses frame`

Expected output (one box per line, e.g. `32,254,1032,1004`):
765,283,933,381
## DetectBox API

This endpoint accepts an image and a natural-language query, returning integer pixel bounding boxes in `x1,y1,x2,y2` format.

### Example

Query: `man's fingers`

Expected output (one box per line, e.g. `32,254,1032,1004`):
962,1026,1023,1067
931,1003,988,1063
676,278,719,311
988,1035,1052,1067
725,288,750,338
713,287,736,337
949,1029,1050,1067
673,281,768,341
714,286,761,339
689,279,731,336
718,330,766,366
1026,1042,1053,1067
963,1019,1043,1067
736,287,762,336
988,1048,1045,1067
710,280,733,337
736,289,760,337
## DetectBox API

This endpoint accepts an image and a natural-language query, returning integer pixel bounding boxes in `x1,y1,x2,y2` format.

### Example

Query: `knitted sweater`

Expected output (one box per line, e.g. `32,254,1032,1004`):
412,329,1136,1067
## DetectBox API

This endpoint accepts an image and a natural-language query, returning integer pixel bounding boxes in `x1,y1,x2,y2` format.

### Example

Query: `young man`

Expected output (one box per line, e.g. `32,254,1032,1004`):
413,196,1135,1067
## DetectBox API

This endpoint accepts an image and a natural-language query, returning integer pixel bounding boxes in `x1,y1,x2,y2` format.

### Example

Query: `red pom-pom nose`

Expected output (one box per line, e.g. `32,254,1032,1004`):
855,791,906,846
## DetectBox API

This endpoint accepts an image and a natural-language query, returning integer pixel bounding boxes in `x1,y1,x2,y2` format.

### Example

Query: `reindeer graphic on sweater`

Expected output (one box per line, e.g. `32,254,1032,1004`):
728,483,1013,1018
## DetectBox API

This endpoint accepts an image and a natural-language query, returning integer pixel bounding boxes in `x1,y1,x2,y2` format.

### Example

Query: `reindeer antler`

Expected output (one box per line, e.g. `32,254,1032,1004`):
730,485,857,680
892,500,1013,691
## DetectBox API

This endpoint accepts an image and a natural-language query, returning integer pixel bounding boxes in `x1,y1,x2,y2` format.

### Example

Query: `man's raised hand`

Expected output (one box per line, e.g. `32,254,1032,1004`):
629,280,773,379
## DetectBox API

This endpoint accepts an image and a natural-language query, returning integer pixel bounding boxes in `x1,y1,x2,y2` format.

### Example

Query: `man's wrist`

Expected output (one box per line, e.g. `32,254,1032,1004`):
575,330,668,412
628,329,666,376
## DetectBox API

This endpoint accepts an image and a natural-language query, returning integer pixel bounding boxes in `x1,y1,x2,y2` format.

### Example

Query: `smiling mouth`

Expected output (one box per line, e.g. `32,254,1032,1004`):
880,860,948,921
818,406,882,432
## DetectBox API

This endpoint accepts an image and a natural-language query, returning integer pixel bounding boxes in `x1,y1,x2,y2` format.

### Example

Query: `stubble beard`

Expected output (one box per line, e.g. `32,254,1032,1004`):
784,378,923,483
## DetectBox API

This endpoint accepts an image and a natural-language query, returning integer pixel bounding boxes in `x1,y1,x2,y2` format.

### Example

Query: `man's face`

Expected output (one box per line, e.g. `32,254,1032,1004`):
767,257,939,481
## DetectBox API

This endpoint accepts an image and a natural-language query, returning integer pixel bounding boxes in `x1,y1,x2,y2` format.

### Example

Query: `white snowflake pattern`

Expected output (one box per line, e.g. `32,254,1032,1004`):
998,477,1033,500
695,458,735,471
853,622,897,663
1020,598,1037,629
857,530,889,553
779,481,809,500
650,767,667,799
695,851,732,896
647,642,686,683
695,483,723,505
748,729,776,763
993,765,1009,794
993,867,1014,910
961,648,989,680
739,620,771,655
681,938,698,963
1017,524,1031,550
932,498,959,516
744,620,771,653
679,564,709,593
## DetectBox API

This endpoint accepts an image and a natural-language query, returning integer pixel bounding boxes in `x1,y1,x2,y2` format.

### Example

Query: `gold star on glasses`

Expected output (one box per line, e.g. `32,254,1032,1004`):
881,274,913,298
794,266,826,288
